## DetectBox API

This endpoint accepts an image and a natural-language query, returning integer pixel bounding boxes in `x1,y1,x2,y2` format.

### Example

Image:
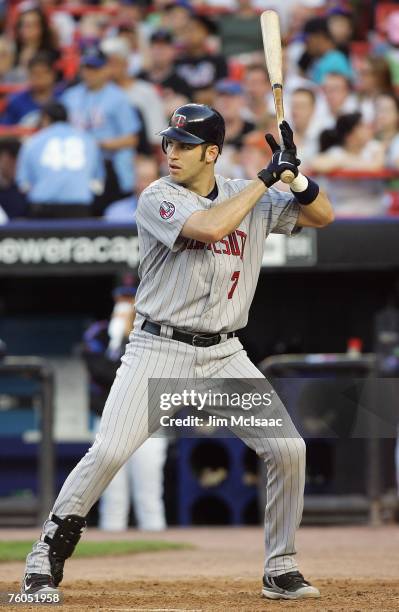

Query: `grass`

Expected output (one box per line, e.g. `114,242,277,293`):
0,539,192,563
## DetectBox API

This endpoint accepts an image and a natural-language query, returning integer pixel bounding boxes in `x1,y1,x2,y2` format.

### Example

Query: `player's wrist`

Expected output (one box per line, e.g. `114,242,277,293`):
290,173,319,205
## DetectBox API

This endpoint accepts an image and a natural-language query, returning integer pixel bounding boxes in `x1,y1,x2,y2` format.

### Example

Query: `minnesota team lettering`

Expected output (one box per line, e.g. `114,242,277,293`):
183,229,247,260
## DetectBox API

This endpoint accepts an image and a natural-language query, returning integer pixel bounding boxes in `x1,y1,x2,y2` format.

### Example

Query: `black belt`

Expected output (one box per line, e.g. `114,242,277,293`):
142,319,235,348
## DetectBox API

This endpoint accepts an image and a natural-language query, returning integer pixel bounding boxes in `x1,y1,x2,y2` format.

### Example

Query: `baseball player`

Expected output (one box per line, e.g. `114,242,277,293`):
21,104,334,601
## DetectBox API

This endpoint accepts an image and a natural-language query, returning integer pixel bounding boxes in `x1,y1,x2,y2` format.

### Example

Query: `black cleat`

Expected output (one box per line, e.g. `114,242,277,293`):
21,573,58,595
262,571,320,600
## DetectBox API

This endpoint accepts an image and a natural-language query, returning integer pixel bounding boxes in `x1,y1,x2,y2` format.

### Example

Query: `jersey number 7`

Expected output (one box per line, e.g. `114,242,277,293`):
228,271,240,299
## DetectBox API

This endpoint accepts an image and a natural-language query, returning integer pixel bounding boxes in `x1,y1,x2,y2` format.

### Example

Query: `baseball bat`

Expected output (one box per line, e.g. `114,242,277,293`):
260,10,295,184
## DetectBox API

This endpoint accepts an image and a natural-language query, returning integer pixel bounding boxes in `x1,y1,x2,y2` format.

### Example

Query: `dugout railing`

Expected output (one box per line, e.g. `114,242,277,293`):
0,356,54,525
259,353,393,526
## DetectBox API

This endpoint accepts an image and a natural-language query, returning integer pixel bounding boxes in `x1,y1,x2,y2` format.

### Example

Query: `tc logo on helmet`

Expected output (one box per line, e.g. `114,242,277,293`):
172,113,186,128
160,201,176,219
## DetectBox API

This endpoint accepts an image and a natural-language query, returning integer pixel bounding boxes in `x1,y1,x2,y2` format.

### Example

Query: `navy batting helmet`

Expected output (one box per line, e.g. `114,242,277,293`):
159,104,225,154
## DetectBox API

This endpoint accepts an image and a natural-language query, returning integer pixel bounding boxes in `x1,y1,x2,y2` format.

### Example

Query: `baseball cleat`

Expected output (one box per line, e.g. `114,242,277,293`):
262,571,320,600
21,573,58,595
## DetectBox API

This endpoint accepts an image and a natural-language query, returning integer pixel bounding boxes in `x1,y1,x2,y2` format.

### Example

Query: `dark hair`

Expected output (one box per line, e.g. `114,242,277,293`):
27,50,56,71
304,17,333,39
0,137,21,157
320,112,362,151
41,101,68,123
365,56,395,96
15,8,59,65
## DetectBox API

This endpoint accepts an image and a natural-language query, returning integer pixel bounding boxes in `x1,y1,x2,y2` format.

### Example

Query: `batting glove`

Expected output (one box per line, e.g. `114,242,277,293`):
257,121,301,188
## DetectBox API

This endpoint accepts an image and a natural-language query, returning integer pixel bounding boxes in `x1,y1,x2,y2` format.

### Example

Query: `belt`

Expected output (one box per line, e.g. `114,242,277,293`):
142,319,235,348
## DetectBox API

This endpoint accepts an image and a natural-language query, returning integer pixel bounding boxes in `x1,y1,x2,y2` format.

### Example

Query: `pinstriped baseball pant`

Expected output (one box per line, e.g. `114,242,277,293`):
26,325,305,578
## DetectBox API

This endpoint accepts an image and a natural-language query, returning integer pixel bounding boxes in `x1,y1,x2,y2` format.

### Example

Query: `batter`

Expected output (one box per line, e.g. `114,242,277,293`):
22,104,334,601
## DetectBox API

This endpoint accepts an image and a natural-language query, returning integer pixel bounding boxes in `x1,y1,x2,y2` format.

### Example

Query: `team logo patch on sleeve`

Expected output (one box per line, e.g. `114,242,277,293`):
160,201,176,219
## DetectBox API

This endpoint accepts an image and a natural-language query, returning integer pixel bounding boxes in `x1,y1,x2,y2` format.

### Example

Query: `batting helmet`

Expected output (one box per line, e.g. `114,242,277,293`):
159,104,225,154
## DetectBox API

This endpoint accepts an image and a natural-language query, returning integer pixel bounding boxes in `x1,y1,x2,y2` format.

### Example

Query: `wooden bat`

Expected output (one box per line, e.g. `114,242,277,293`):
260,10,295,184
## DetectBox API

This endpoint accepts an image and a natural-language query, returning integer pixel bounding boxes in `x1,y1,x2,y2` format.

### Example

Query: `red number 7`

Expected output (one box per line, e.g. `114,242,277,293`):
228,271,240,299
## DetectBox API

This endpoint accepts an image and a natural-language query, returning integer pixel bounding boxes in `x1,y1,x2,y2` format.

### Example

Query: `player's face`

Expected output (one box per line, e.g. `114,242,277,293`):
165,139,211,183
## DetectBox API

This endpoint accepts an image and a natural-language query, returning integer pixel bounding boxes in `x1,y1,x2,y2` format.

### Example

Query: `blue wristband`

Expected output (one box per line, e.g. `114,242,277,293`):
290,177,319,205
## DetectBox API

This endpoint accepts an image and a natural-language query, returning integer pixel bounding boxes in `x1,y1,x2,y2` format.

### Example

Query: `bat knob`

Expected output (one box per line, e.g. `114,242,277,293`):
280,169,296,184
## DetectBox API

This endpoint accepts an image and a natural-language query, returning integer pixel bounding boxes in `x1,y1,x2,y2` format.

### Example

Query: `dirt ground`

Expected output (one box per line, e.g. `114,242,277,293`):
0,526,398,611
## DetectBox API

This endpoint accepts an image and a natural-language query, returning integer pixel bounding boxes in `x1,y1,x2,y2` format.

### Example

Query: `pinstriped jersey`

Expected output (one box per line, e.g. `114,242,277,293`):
135,174,299,333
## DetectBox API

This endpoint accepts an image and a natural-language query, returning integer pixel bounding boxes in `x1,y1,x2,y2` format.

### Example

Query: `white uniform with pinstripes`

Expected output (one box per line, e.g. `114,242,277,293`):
26,174,306,578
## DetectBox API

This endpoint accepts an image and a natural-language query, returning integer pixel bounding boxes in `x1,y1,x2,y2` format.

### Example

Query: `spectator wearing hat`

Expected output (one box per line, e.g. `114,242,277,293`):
214,79,255,178
1,51,62,126
302,16,353,85
101,36,166,151
175,13,228,102
16,101,104,218
62,46,141,214
140,30,192,100
83,283,168,532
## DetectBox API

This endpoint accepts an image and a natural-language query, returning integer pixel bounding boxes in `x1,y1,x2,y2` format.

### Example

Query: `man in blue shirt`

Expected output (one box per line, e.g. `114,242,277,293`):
62,47,140,213
303,17,353,86
1,52,62,126
16,102,104,218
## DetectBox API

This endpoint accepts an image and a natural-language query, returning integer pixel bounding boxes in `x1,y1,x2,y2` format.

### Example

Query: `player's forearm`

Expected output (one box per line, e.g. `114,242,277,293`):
181,179,266,243
296,189,334,227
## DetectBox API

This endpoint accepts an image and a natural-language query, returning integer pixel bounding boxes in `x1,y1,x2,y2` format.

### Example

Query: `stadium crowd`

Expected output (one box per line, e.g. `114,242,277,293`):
0,0,399,220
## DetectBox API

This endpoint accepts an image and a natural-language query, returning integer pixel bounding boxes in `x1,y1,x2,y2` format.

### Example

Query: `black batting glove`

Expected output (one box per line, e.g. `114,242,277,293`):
257,121,301,188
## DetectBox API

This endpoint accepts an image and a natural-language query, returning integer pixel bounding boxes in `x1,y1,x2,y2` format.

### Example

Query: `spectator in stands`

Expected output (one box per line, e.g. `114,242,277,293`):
105,155,159,221
302,16,353,85
140,30,192,100
83,284,168,532
175,14,228,102
0,138,28,220
311,112,386,217
374,94,399,151
290,88,320,170
214,79,255,177
380,11,399,89
62,46,140,213
160,1,193,47
237,130,271,180
320,72,359,126
0,52,61,126
16,102,104,219
14,6,59,77
217,0,263,59
356,56,395,124
327,6,354,57
0,37,26,84
101,36,165,151
241,64,273,130
38,0,76,47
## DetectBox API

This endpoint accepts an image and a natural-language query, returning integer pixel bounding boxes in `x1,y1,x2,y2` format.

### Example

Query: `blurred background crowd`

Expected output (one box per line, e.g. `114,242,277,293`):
0,0,399,220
